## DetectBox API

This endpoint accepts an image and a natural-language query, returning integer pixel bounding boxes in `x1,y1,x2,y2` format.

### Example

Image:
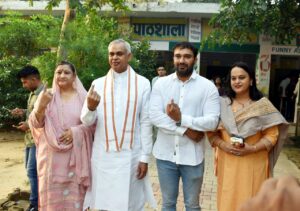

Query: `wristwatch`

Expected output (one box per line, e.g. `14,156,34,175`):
176,119,181,126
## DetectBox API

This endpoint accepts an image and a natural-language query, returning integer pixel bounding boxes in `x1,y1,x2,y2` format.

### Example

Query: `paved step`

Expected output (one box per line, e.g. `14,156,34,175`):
146,139,300,211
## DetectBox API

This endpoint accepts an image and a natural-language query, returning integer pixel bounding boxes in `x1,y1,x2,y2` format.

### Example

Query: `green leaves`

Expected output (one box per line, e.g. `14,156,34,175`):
0,57,29,129
59,13,119,88
0,2,155,129
130,39,157,80
0,12,60,58
205,0,300,46
83,0,128,11
29,0,128,12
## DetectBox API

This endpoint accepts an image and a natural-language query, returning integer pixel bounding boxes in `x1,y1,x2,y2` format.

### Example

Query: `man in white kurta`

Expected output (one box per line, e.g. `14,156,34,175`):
81,39,156,211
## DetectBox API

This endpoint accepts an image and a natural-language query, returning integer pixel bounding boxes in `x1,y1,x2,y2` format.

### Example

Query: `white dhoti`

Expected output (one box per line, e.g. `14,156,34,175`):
83,148,155,211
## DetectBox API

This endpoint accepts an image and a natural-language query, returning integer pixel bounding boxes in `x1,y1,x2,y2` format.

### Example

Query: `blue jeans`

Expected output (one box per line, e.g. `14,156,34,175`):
156,159,204,211
25,146,38,206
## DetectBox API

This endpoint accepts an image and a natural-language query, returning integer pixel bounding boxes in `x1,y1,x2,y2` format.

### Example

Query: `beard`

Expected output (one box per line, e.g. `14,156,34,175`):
175,65,194,77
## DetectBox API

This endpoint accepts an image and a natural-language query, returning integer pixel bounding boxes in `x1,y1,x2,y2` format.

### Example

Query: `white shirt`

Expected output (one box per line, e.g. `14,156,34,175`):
279,78,291,97
149,71,220,166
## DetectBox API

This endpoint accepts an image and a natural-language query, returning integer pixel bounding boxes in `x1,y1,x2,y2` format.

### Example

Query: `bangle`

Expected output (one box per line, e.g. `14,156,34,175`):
35,110,45,117
253,145,257,152
35,110,43,115
261,138,273,152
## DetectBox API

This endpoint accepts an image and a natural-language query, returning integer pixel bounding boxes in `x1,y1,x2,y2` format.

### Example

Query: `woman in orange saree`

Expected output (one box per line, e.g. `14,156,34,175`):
208,62,288,211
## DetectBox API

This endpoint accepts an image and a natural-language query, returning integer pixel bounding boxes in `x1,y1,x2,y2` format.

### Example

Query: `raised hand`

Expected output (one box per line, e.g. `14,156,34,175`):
36,82,53,113
166,99,181,122
87,84,100,111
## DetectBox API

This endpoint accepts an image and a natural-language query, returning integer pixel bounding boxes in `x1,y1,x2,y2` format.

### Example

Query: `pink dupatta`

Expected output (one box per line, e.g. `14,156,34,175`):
29,75,93,188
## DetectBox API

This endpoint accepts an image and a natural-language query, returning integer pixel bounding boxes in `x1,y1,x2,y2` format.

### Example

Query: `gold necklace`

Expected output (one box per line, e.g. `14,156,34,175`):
232,99,252,112
234,99,252,108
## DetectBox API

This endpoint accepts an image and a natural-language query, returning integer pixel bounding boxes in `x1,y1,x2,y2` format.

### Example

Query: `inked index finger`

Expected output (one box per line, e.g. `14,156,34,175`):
88,84,95,94
43,82,48,92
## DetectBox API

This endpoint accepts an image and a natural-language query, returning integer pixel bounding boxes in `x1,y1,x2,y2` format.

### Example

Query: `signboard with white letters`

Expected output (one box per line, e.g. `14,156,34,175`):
271,46,300,56
132,18,187,41
189,18,201,42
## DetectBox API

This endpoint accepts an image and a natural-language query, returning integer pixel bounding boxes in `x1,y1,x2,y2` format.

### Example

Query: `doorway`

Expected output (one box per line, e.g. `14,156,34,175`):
269,55,300,122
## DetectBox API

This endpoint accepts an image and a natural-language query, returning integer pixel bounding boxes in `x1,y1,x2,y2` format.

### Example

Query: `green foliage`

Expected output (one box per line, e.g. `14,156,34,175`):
205,0,300,45
0,12,60,58
29,0,129,12
0,13,60,128
0,57,30,129
83,0,129,11
33,12,157,88
0,10,155,128
31,52,57,84
57,12,121,88
183,0,220,2
130,39,157,80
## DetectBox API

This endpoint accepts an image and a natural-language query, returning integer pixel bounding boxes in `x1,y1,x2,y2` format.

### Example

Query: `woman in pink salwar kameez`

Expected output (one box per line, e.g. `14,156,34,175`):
29,61,93,211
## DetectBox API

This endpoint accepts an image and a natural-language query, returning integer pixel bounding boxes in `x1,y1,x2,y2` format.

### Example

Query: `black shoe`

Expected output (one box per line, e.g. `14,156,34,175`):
26,204,38,211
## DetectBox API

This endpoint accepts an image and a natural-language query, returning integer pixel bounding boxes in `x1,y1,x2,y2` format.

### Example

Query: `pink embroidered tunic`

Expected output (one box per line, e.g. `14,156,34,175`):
29,77,93,211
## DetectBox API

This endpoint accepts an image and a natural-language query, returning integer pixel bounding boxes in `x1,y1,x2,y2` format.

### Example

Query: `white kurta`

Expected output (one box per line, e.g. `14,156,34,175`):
81,68,156,211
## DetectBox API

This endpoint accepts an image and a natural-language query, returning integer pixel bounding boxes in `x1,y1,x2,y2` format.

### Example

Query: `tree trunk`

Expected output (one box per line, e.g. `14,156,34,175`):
57,0,75,61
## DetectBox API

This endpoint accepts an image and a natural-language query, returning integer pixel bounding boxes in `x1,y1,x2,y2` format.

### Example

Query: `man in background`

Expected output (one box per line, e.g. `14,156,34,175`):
151,66,167,86
11,65,44,211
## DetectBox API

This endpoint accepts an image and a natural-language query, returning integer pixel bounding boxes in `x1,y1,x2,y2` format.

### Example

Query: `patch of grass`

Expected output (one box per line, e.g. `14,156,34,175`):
288,136,300,147
23,179,29,187
283,147,300,169
5,159,23,168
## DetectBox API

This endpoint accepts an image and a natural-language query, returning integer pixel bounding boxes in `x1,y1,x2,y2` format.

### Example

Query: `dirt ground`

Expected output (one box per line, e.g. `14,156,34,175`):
1,130,300,202
0,131,28,199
